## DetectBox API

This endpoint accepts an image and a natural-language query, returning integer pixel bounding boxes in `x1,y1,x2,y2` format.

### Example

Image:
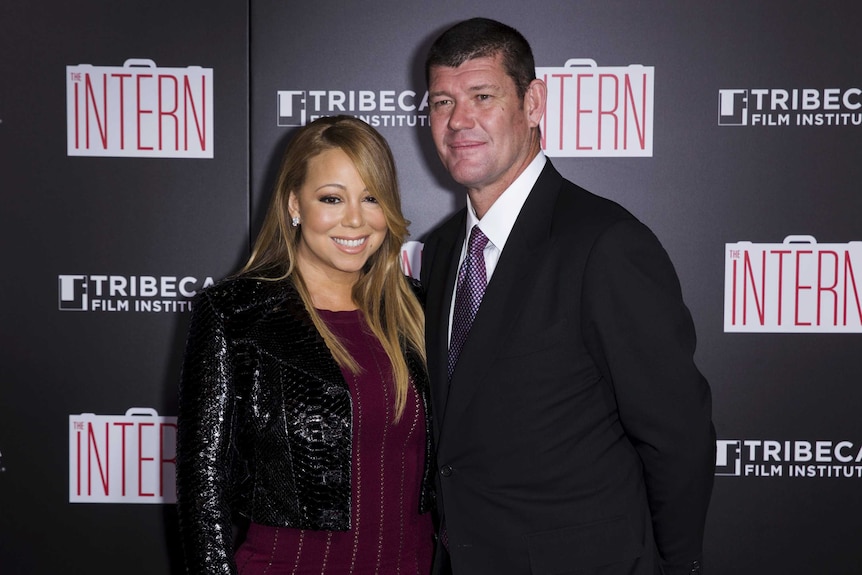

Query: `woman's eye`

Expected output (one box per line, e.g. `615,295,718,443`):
364,195,379,203
320,195,340,204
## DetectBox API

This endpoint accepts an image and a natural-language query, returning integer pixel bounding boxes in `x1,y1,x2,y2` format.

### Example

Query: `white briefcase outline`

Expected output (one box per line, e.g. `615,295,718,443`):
69,407,177,504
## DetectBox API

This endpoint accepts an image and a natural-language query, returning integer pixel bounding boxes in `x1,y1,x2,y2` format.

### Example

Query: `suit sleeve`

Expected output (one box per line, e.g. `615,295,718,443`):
581,219,715,575
176,291,238,575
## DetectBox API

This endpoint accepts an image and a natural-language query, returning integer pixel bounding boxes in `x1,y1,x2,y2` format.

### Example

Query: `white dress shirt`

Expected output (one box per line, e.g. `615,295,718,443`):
447,152,547,345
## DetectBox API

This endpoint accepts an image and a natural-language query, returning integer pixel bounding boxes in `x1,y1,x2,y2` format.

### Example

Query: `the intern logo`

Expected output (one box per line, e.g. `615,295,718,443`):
718,90,748,126
400,241,423,280
538,59,655,157
724,236,862,333
69,408,177,503
66,59,214,158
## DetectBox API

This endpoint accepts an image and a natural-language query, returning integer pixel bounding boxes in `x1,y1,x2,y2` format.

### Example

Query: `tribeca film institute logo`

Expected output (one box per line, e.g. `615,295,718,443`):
278,58,654,158
66,59,214,158
718,87,862,127
58,274,214,313
277,88,429,129
717,439,862,479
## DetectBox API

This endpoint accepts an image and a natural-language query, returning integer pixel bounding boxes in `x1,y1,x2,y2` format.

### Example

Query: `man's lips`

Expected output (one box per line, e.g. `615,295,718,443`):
447,140,485,152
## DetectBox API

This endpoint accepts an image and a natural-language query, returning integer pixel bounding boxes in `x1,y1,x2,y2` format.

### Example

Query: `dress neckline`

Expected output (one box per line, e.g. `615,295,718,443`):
316,307,363,324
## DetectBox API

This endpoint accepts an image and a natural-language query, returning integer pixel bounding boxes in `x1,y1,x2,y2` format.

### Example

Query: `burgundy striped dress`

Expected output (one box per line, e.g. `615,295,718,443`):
233,308,434,575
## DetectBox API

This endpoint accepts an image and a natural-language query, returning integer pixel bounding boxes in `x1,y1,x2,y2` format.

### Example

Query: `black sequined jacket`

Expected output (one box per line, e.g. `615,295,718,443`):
176,275,434,574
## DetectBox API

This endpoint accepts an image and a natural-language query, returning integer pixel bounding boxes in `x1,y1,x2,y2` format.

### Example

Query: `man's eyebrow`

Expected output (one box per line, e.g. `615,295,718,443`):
429,83,501,98
467,83,500,92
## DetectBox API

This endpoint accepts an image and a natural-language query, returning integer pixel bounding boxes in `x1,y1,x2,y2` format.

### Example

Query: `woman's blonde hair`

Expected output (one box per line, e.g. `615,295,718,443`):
240,115,425,421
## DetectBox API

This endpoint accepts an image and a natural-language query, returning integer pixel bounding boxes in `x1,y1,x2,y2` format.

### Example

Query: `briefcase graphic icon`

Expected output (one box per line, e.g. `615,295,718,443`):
66,59,214,158
724,235,862,332
69,407,177,503
536,59,654,157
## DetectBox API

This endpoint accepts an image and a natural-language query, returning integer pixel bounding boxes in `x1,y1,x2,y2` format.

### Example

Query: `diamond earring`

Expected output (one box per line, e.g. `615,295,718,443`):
291,216,300,227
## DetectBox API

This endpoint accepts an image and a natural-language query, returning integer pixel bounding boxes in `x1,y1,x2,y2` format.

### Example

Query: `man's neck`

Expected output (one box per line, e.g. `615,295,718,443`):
467,140,542,219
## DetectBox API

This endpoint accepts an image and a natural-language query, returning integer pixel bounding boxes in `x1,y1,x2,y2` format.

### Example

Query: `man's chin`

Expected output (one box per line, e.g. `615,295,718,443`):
447,165,486,189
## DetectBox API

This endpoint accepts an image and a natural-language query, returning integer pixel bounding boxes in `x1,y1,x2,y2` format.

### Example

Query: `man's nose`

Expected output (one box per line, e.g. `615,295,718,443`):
448,101,473,130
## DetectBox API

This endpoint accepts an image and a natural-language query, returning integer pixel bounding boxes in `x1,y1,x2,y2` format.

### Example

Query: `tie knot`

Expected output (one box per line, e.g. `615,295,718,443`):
468,226,489,256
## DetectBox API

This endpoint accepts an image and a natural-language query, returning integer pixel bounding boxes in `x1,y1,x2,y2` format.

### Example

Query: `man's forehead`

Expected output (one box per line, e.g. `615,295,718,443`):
429,56,508,86
431,53,502,72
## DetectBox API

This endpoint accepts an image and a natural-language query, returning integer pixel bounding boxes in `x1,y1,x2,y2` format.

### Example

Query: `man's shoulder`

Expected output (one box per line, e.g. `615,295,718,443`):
546,176,641,244
419,208,466,284
423,207,466,246
535,160,636,226
560,177,634,219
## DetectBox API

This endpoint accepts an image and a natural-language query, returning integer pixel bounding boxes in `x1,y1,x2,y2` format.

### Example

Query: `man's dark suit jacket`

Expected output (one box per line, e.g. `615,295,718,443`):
420,161,715,575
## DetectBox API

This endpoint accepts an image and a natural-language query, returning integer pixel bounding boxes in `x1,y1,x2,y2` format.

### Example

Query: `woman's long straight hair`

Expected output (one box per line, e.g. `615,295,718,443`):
240,115,425,421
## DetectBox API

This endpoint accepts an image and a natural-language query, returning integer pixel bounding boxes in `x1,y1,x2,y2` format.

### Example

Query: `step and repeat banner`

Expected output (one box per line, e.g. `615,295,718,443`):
2,1,861,573
0,1,248,573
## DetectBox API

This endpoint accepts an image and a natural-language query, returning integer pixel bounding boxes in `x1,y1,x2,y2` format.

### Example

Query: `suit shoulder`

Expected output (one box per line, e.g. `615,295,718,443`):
419,208,466,284
423,207,465,245
552,178,646,241
561,179,636,222
536,161,637,233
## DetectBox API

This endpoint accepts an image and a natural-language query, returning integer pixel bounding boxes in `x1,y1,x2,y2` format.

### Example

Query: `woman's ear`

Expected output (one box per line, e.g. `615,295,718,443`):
287,191,300,219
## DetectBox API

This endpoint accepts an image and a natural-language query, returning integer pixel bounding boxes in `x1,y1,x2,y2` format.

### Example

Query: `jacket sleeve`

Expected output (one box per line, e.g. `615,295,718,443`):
176,290,239,575
581,219,715,575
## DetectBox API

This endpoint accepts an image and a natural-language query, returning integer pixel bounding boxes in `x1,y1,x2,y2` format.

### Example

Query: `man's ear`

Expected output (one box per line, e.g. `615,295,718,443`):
525,78,547,128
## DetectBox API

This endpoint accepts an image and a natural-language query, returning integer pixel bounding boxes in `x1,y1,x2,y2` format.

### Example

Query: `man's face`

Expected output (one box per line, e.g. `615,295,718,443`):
428,54,544,199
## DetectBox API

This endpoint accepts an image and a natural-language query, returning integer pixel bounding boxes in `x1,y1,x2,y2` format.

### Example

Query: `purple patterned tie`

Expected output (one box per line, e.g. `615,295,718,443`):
448,225,489,379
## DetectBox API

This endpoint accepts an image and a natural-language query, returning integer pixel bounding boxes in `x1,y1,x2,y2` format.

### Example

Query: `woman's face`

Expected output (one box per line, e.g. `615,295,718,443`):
288,147,388,289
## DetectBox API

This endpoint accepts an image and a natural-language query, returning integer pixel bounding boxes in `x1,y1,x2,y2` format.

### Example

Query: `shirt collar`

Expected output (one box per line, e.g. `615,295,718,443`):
466,151,546,252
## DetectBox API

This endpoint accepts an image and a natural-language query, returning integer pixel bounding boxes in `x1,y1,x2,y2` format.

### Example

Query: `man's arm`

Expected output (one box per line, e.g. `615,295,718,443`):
581,219,715,575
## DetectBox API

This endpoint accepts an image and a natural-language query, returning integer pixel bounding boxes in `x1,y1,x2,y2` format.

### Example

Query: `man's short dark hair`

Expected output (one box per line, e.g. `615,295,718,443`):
425,17,536,100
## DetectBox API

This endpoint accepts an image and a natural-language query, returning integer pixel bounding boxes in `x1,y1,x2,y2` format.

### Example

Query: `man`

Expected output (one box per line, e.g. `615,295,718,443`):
419,17,715,575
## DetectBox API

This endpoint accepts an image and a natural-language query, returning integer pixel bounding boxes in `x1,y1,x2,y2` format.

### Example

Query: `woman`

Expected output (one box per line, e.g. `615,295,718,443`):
177,115,434,574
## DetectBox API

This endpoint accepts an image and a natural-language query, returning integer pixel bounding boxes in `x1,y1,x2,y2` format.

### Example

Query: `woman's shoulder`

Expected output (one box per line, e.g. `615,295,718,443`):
195,274,296,320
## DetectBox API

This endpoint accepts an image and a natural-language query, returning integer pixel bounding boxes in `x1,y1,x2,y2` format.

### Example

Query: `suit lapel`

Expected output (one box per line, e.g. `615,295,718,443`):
423,211,467,441
441,163,563,441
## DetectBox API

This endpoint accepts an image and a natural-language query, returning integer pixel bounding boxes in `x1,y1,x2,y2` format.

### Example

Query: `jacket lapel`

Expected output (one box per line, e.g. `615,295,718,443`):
440,163,563,443
423,211,466,439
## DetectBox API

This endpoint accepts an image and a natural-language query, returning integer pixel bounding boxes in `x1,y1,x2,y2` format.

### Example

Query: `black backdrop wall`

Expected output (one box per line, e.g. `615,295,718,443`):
2,1,861,573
